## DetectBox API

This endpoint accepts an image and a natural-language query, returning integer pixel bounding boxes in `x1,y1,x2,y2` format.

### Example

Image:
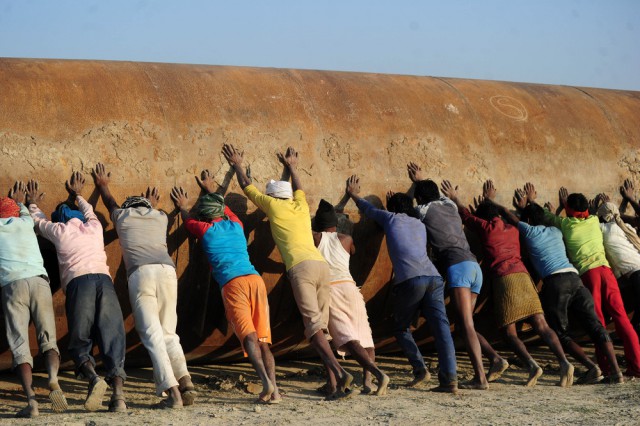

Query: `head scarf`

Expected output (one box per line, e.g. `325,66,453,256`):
565,206,590,219
197,193,227,221
265,180,293,199
51,204,86,223
121,196,153,209
0,197,20,218
314,199,338,231
597,202,640,253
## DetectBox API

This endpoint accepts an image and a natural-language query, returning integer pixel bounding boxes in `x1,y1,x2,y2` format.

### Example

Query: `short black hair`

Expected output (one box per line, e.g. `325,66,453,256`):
474,201,500,221
387,193,419,219
567,193,589,213
521,203,545,226
414,180,440,205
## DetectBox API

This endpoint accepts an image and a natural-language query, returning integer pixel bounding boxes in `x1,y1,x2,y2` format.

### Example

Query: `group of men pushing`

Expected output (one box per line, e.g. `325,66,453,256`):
2,144,640,418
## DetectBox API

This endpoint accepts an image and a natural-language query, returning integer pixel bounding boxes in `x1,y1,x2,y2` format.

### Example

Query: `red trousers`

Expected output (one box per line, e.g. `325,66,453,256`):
581,266,640,376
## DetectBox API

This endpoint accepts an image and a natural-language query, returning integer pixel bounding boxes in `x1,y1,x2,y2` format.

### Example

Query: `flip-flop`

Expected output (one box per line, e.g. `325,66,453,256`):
49,389,68,413
84,377,107,411
108,394,128,413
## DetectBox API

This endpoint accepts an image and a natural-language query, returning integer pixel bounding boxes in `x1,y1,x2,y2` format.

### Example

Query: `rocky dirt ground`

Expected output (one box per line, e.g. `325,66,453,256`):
1,345,640,425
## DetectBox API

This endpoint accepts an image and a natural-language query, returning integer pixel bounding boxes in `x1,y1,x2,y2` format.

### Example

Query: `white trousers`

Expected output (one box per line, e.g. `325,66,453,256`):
128,264,190,395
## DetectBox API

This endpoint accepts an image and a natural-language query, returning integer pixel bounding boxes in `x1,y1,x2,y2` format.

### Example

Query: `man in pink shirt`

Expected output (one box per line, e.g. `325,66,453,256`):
27,173,127,413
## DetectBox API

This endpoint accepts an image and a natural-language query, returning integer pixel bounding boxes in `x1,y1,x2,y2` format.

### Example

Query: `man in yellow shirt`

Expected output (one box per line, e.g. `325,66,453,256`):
222,144,353,399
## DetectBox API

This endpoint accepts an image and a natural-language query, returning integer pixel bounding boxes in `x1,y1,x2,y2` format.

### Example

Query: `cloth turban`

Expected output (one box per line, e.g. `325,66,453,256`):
0,197,20,218
598,201,640,253
121,196,153,209
52,204,86,223
314,199,338,231
266,180,293,199
197,193,226,220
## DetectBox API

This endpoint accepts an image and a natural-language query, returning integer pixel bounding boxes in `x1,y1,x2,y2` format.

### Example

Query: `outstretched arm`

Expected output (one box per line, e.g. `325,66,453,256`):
481,180,520,225
64,171,85,206
345,175,363,204
170,187,191,222
440,180,465,211
277,147,302,192
407,162,426,183
620,178,640,217
195,169,218,195
92,163,119,215
222,144,252,189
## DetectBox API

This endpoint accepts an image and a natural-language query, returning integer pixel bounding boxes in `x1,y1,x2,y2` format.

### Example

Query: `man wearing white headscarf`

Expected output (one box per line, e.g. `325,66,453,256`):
222,144,354,400
597,199,640,337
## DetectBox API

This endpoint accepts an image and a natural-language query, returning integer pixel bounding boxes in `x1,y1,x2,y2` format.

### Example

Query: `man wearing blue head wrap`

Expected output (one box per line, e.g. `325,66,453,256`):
51,203,86,224
27,172,128,413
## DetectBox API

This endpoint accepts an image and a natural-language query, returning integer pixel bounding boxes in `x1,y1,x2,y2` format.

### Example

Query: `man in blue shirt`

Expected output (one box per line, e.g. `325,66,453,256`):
345,175,457,393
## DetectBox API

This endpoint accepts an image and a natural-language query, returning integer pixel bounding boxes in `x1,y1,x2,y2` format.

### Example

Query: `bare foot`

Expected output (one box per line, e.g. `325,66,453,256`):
15,397,38,418
375,373,390,396
487,358,509,382
337,372,353,394
316,382,336,396
558,362,575,387
525,364,543,387
362,384,377,394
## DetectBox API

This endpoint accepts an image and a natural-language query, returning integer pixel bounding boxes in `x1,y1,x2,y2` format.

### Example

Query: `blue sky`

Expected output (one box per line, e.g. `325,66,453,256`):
1,0,638,90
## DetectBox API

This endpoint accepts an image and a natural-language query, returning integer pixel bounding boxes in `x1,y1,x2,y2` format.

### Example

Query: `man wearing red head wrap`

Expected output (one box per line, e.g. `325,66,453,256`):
544,187,640,381
0,196,20,218
0,182,67,418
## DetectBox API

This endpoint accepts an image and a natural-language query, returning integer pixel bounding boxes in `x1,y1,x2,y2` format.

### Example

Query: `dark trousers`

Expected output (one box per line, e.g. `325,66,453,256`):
392,275,457,385
65,273,127,382
540,271,611,347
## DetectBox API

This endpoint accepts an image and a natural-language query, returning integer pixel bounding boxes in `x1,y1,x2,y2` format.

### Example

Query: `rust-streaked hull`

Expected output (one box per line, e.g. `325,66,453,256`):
1,58,639,370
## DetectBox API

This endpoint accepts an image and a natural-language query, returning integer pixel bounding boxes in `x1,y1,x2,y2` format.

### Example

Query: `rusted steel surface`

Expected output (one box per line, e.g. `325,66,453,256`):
0,58,639,371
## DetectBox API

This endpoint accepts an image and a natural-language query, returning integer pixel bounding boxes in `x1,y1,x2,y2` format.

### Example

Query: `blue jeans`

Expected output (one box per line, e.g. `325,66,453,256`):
65,274,127,382
392,275,457,385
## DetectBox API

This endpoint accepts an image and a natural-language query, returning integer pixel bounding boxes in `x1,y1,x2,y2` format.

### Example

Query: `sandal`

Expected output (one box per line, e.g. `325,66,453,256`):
49,388,68,413
108,394,128,413
85,376,107,411
180,386,197,407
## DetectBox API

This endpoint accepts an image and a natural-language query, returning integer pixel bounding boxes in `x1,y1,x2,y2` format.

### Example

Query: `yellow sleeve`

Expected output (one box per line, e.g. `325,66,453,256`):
244,184,273,213
293,189,308,208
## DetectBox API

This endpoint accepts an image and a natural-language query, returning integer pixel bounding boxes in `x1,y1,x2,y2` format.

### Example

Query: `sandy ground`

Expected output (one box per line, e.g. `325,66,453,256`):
1,345,640,426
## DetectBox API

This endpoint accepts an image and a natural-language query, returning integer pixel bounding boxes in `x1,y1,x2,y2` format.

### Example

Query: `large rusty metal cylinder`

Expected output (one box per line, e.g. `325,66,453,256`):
0,58,639,370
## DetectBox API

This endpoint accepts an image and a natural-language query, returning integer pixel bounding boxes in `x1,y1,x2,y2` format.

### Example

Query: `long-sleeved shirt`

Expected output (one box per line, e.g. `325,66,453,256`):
517,222,578,279
356,198,440,284
184,206,259,288
243,184,325,271
544,210,609,276
29,196,111,291
0,203,48,287
416,197,477,267
459,207,528,277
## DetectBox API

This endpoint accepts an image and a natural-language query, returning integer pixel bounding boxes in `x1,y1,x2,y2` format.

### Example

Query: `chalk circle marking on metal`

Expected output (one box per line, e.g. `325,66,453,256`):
489,95,528,122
